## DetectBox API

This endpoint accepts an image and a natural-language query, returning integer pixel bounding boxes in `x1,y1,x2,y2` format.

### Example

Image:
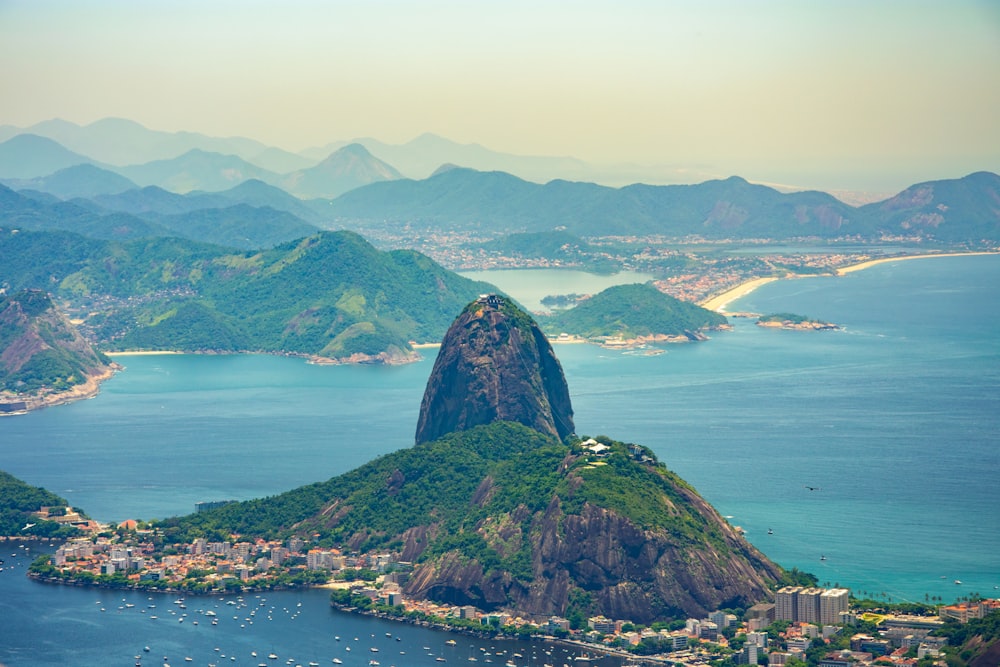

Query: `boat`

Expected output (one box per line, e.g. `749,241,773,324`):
820,555,826,561
955,580,962,584
332,660,343,665
446,640,457,646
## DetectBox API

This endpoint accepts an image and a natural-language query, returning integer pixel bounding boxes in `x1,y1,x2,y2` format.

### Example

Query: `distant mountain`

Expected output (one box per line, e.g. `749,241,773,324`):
0,183,170,240
543,283,728,340
280,143,403,199
205,179,331,223
114,149,280,193
86,179,330,226
1,164,137,199
0,289,118,410
857,171,1000,243
0,229,498,361
341,133,591,183
326,167,1000,241
1,182,318,248
0,134,96,179
1,117,316,173
246,145,316,174
149,204,319,250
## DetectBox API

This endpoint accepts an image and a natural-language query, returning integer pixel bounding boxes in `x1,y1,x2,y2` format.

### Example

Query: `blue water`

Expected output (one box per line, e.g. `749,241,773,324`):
1,254,998,665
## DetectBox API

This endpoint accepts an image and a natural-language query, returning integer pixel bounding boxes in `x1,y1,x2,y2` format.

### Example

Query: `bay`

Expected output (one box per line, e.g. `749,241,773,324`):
1,254,998,665
458,268,654,312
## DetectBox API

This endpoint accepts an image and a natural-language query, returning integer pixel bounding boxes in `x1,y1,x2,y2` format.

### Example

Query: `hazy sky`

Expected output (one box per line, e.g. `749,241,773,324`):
2,0,998,191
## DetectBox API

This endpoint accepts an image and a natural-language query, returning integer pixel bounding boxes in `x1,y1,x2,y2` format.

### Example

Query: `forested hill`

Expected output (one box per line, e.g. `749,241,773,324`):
159,421,784,623
0,229,497,361
543,283,727,339
0,289,116,398
326,168,1000,242
156,297,784,623
0,470,86,537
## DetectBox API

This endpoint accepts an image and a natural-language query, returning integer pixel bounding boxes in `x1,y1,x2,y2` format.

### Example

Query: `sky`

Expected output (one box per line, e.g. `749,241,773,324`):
1,0,998,192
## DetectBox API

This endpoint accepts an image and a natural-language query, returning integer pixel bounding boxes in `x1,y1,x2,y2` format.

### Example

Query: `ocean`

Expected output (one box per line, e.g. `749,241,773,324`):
1,254,998,665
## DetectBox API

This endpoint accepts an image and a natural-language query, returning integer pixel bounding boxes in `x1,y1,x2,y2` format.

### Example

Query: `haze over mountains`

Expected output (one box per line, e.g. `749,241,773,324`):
1,118,999,246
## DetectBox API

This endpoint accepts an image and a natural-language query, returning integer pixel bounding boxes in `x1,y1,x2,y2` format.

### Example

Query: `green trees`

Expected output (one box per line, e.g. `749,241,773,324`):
0,470,85,537
545,283,727,339
2,229,496,359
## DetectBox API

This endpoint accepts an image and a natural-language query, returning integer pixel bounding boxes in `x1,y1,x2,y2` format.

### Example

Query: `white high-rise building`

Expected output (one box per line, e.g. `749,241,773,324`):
820,588,850,625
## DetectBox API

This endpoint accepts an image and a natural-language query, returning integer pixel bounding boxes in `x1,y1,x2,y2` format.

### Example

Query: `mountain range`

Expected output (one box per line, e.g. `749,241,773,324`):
1,119,999,245
0,228,496,362
327,168,1000,243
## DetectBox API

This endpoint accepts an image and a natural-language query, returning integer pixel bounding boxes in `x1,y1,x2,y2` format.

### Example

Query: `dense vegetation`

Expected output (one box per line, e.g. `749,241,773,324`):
0,289,112,393
0,228,496,359
543,283,727,339
758,313,812,324
155,421,732,573
327,168,1000,243
0,470,84,537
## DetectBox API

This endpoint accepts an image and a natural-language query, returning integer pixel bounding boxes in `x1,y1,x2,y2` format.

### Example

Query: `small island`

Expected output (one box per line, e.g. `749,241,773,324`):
756,313,840,331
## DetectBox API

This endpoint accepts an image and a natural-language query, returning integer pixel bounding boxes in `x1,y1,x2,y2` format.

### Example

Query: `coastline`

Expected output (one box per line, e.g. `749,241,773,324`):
0,363,121,416
835,250,999,275
701,251,1000,313
104,350,184,356
699,277,779,312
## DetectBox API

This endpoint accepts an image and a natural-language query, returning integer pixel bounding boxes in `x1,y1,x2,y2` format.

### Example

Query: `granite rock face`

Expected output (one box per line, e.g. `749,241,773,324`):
414,294,575,445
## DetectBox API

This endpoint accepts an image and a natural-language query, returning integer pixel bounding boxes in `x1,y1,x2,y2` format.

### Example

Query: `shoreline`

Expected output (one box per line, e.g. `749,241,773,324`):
104,350,184,356
0,363,121,416
835,250,999,275
700,251,999,313
699,277,780,312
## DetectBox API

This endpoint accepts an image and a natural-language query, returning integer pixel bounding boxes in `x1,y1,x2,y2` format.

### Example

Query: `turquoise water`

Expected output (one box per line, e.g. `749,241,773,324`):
458,268,655,312
1,255,998,664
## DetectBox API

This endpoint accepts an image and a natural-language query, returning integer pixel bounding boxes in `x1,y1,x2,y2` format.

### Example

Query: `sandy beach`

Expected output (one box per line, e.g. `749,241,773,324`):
835,251,999,275
701,251,999,313
700,277,780,312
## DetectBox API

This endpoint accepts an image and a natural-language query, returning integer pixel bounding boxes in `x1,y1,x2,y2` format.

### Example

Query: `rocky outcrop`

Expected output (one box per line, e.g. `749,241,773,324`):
403,455,783,623
0,289,119,412
183,296,784,623
414,294,575,444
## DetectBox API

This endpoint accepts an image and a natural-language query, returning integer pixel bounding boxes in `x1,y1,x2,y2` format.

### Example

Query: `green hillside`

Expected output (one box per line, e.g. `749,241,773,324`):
0,289,114,394
0,470,85,537
0,228,496,360
544,283,727,339
154,421,779,621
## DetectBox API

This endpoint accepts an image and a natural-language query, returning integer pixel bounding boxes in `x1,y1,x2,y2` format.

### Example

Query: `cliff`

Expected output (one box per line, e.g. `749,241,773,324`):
0,289,119,413
173,296,784,622
414,294,575,444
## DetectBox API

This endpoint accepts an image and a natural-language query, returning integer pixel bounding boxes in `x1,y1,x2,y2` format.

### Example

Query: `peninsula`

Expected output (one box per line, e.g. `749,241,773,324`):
0,289,120,415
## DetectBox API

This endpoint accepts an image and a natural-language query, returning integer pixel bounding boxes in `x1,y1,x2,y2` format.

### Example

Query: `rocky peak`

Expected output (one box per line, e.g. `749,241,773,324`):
414,294,575,445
